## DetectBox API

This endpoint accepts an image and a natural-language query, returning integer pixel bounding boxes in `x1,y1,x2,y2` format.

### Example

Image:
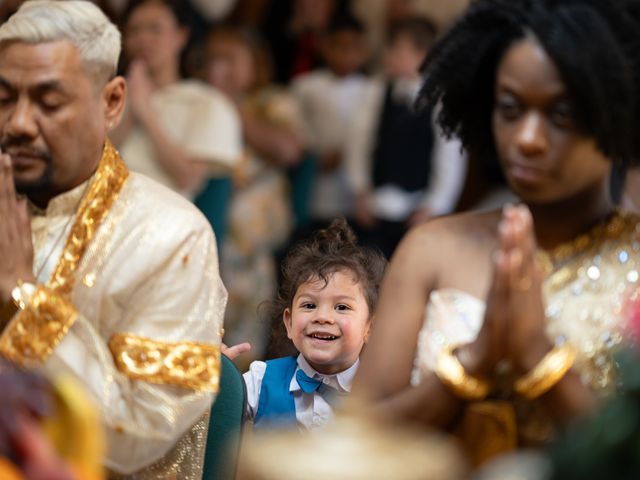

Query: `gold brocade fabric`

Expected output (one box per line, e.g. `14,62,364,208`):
49,141,129,297
108,333,220,392
413,211,640,460
0,285,78,365
106,414,209,480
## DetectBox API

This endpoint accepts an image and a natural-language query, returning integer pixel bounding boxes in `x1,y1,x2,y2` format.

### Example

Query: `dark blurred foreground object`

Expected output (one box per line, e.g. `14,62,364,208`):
550,348,640,480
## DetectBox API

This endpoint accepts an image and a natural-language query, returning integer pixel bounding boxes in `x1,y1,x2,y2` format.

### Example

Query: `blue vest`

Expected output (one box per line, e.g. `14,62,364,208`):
254,356,299,429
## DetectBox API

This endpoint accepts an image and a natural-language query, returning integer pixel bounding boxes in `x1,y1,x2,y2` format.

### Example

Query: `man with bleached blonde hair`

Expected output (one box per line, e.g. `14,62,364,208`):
0,1,226,478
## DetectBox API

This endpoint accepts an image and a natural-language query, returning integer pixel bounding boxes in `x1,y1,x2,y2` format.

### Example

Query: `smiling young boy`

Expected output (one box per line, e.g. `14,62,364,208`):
243,219,386,430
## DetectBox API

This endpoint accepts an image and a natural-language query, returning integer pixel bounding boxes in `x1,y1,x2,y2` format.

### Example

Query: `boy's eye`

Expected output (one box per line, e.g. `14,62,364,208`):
336,304,350,311
301,302,315,309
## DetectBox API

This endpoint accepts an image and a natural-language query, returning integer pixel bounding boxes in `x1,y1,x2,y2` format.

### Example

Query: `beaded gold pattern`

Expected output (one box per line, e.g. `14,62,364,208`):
537,211,628,282
541,210,640,391
0,140,129,365
108,333,221,392
0,285,78,365
49,140,129,296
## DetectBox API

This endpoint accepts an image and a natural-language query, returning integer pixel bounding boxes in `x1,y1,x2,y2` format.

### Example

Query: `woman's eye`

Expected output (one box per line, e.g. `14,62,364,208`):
495,97,521,120
549,103,574,128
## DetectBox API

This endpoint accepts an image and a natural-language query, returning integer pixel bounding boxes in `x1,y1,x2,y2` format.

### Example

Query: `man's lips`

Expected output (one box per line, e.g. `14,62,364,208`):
6,151,46,167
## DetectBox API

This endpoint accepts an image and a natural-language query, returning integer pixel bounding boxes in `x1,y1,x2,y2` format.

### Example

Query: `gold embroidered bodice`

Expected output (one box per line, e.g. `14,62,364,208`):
413,211,640,449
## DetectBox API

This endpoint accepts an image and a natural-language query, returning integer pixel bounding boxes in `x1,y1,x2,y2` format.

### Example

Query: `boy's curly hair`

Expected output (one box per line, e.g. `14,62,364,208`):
417,0,640,168
266,218,387,358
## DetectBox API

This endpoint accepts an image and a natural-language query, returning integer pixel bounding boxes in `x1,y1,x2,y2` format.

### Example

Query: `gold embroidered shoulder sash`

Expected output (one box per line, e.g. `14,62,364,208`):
0,139,129,365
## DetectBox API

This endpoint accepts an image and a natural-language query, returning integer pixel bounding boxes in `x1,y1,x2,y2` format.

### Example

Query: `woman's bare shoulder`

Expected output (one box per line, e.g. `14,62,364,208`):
399,210,502,255
388,210,502,296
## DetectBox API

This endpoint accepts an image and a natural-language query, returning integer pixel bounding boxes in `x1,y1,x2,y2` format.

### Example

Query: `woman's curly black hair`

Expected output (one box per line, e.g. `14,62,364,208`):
418,0,640,168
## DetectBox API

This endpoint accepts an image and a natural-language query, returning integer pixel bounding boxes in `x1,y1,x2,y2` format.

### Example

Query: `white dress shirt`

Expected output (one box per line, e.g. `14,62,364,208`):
244,354,359,429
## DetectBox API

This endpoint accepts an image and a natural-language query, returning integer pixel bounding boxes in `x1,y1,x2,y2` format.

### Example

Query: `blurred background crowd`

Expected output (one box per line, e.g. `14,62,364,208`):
0,0,503,365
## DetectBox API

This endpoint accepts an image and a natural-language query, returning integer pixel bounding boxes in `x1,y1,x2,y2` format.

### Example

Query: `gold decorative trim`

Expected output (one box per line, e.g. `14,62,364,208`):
0,286,78,365
536,210,630,276
0,139,129,365
49,140,129,296
108,333,220,392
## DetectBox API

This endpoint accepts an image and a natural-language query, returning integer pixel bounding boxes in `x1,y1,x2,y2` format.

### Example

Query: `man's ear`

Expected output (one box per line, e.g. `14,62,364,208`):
102,75,126,132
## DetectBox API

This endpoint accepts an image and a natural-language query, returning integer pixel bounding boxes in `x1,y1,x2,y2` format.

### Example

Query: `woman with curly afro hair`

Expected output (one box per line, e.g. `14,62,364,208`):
354,0,640,465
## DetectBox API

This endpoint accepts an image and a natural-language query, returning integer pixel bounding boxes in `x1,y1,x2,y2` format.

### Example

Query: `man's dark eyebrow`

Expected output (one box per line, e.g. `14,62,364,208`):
32,80,67,95
0,77,68,96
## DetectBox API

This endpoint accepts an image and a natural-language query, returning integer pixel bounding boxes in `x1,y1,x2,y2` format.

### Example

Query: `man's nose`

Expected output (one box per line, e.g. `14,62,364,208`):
5,98,38,140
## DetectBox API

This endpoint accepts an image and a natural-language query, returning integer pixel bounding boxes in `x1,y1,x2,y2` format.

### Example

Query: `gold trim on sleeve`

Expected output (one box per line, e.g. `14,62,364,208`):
108,333,221,392
0,285,78,365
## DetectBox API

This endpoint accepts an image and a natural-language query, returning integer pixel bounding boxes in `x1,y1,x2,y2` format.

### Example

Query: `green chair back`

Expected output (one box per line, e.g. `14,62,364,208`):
202,354,246,480
194,176,233,250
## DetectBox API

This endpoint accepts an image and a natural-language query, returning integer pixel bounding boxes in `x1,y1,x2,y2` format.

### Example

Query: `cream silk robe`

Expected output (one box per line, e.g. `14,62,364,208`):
412,211,640,462
0,141,226,479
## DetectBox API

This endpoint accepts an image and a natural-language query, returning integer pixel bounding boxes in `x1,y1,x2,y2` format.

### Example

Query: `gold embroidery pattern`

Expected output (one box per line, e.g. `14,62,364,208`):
49,140,129,296
542,211,640,391
0,140,129,365
109,333,221,392
0,286,78,365
537,211,628,277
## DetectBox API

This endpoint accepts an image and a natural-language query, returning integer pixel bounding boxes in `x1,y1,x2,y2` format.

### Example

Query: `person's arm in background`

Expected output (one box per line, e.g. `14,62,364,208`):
241,91,305,167
409,112,467,226
115,62,242,195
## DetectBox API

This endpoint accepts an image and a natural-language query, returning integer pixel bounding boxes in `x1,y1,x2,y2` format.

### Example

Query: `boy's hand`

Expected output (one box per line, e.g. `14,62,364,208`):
221,342,252,360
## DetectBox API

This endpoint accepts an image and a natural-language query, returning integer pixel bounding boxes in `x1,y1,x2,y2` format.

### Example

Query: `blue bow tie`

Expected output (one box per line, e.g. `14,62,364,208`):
295,369,348,408
296,369,324,394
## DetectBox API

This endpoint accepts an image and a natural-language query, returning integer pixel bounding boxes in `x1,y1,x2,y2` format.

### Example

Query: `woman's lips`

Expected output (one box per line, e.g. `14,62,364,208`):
508,162,547,184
